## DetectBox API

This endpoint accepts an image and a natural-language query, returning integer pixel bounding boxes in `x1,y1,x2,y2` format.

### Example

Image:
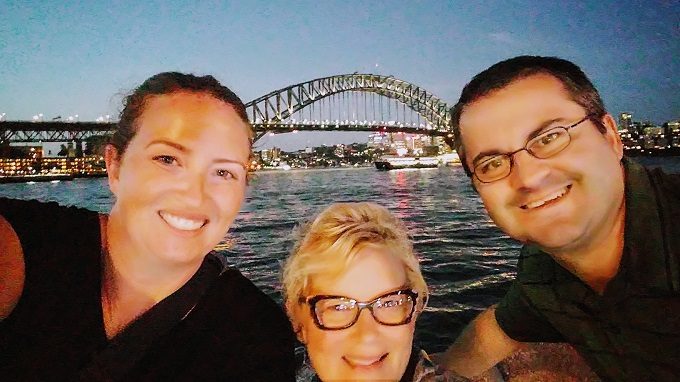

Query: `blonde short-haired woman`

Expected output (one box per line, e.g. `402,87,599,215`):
282,202,436,381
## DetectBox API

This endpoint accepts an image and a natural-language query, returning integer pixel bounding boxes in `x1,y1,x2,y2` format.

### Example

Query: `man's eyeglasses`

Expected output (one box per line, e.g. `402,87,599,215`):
300,288,418,330
473,115,594,183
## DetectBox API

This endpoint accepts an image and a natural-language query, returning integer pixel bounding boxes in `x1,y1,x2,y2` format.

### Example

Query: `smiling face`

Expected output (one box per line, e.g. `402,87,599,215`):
459,74,625,255
299,245,415,382
105,91,251,267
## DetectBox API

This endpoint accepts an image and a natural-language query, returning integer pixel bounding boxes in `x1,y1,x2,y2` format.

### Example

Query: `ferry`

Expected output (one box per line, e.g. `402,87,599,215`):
374,152,461,170
374,156,440,170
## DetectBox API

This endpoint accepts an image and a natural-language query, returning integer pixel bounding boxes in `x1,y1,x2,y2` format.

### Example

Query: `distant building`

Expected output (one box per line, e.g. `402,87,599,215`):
391,133,407,152
666,120,680,148
0,155,105,177
334,144,345,158
367,132,388,148
642,125,665,150
619,112,633,131
1,145,43,159
260,147,281,163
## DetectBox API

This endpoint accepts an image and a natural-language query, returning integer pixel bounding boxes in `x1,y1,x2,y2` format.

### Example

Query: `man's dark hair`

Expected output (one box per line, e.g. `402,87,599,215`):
450,56,608,176
111,72,253,156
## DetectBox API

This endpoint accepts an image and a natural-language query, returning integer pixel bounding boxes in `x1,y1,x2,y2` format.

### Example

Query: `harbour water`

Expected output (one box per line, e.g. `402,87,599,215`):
1,156,679,353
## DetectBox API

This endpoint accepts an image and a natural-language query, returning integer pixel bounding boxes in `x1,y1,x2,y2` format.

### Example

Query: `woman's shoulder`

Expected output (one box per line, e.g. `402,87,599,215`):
0,196,66,216
208,266,292,332
0,213,24,320
192,265,296,378
0,197,98,238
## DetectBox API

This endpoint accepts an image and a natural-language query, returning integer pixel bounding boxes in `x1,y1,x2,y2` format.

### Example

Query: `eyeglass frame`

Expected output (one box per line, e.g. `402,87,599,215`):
472,114,595,183
299,288,420,331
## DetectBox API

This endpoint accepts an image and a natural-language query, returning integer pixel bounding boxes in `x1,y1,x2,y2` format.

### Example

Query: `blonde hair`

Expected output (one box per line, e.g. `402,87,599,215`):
282,202,428,321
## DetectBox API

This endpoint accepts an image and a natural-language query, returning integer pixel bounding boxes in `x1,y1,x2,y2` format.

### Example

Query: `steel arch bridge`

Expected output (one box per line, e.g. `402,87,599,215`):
0,73,454,145
246,73,452,141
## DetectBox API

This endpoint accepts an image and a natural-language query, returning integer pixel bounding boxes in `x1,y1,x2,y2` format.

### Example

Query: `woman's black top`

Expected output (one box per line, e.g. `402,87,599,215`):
0,197,296,381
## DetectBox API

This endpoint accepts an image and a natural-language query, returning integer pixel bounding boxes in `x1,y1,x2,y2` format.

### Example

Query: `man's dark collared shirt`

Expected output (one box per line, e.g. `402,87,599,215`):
495,159,680,381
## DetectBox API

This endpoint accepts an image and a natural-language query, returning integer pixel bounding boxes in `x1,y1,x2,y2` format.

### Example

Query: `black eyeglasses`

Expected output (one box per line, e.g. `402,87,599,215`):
300,288,418,330
473,115,593,183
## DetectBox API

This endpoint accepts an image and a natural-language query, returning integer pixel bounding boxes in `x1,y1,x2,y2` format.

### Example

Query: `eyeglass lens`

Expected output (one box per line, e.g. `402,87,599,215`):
475,127,571,182
314,292,415,329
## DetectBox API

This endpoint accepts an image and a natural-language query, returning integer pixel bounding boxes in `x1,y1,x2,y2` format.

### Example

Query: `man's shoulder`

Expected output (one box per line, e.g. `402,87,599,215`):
648,166,680,200
626,158,680,200
516,245,556,284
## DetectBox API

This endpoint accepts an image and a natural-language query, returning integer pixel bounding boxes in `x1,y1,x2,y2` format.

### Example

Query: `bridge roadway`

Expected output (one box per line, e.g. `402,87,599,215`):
0,120,454,143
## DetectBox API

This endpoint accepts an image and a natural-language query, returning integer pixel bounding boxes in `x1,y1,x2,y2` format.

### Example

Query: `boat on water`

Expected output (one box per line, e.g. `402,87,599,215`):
374,156,440,170
374,152,461,170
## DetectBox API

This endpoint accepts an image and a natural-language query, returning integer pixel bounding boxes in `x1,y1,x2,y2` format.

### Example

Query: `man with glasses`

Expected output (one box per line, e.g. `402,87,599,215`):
439,56,680,381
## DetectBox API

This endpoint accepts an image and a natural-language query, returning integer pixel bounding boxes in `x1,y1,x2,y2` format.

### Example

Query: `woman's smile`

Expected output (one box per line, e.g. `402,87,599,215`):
158,210,208,232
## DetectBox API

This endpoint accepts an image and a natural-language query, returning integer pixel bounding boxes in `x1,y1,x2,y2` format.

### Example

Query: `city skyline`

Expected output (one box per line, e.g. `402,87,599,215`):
1,1,678,151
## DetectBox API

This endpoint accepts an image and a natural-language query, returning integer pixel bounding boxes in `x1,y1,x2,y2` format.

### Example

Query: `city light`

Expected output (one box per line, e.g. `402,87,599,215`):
1,107,678,180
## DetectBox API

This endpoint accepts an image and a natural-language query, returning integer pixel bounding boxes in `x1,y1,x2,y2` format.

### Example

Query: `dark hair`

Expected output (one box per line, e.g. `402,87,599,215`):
110,72,253,156
450,56,608,176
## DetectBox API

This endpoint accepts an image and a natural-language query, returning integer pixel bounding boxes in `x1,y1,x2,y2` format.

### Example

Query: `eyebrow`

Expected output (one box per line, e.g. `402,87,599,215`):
470,117,566,166
146,139,247,169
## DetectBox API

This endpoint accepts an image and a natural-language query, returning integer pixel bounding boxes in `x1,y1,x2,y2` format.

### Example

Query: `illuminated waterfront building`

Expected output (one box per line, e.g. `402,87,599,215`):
619,112,633,131
667,120,679,149
334,144,345,158
367,132,388,148
0,155,106,177
260,147,281,163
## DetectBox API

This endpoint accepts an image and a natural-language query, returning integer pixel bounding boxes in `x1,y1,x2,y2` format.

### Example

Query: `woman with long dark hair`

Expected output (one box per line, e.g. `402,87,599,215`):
0,72,296,381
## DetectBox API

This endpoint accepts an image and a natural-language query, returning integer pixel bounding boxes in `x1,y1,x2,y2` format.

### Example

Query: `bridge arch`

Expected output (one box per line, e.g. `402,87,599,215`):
244,74,452,141
1,74,455,147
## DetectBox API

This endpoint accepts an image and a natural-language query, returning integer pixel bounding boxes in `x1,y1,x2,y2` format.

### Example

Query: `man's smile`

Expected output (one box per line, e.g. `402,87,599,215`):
520,184,572,210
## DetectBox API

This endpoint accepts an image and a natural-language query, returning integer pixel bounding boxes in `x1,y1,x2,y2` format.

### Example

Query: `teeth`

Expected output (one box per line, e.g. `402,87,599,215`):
345,354,386,367
524,186,569,209
160,212,205,231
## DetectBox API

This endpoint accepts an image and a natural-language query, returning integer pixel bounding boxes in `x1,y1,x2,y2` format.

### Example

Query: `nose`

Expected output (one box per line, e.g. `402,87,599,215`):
177,171,207,207
509,150,550,190
350,308,381,342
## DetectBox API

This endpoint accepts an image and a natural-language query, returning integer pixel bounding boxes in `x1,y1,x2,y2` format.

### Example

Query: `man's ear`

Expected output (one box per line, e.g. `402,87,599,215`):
104,144,122,196
285,299,307,344
600,114,624,160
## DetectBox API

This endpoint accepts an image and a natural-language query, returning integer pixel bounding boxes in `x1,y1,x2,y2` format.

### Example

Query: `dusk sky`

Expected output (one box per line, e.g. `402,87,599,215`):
1,0,678,151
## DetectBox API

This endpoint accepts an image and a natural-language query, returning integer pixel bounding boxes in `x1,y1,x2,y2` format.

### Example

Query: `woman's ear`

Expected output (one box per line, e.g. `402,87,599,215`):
285,299,307,344
104,144,122,196
415,293,428,318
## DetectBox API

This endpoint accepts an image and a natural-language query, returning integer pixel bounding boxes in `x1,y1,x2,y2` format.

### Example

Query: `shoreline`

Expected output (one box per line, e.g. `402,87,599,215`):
2,154,679,183
0,173,107,184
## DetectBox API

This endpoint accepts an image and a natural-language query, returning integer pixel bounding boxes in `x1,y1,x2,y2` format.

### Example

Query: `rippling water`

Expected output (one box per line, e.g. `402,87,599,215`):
1,156,679,352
